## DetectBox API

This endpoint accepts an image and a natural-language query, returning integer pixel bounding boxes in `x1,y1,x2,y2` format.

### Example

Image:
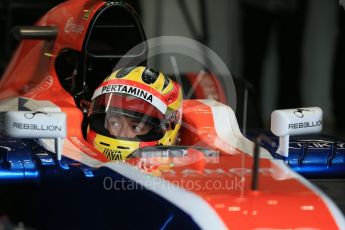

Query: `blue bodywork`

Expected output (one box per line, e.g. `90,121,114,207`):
0,136,200,229
246,130,345,178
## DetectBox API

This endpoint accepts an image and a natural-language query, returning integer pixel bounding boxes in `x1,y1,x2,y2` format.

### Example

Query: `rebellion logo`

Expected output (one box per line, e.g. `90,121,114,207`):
288,120,322,130
13,122,62,131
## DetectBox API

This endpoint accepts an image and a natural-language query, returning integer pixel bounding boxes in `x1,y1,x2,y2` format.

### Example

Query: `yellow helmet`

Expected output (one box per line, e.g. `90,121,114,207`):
87,66,183,160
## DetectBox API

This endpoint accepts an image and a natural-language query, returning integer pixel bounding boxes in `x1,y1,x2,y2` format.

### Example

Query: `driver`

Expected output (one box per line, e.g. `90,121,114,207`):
86,66,183,160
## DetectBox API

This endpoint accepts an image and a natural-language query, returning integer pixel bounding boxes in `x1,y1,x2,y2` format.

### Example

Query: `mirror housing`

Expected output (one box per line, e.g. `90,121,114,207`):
271,107,322,157
4,111,66,160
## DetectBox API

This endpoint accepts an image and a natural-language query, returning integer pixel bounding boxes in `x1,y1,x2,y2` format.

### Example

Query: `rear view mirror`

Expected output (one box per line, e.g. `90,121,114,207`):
271,107,322,157
4,111,66,160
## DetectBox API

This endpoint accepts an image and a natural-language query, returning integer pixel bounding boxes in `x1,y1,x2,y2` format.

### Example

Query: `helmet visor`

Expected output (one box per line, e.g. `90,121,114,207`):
89,93,165,141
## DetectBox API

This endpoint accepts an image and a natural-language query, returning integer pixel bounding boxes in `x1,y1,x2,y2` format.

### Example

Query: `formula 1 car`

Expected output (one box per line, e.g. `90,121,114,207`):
0,1,344,229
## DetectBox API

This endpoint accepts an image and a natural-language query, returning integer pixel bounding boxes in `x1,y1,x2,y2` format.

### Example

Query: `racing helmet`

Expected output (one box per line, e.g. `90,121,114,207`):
87,66,183,160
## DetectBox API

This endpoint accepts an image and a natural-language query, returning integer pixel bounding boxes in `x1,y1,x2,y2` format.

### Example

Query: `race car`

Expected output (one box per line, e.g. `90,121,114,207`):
0,0,344,229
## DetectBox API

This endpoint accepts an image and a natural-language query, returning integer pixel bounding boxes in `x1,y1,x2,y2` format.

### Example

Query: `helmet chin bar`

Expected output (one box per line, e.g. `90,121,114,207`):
271,107,323,158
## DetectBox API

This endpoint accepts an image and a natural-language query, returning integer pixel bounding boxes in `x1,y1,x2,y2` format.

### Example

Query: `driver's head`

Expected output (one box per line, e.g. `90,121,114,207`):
87,66,183,160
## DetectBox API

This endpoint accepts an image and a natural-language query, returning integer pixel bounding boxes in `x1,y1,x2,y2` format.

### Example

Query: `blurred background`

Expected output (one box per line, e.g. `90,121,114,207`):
0,0,342,135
